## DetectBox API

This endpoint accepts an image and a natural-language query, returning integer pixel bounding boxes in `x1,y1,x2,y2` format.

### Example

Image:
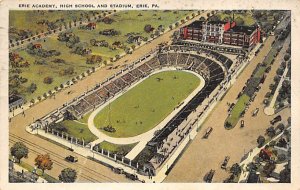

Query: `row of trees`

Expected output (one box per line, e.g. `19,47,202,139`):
27,43,61,58
10,142,77,182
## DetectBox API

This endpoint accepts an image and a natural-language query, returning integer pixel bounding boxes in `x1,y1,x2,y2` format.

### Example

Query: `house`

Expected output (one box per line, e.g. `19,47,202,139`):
259,148,273,160
86,22,96,30
9,95,24,110
82,48,92,55
112,41,122,48
94,40,109,47
133,36,143,43
33,43,42,49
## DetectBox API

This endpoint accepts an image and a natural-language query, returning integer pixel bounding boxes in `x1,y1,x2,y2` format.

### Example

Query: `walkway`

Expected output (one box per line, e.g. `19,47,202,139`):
264,66,289,115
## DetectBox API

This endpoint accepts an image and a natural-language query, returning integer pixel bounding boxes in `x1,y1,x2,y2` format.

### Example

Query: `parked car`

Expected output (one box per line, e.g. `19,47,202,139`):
124,172,138,181
252,108,259,117
240,120,245,128
270,115,282,125
204,169,215,183
203,127,213,139
221,156,230,169
112,167,124,174
65,155,78,163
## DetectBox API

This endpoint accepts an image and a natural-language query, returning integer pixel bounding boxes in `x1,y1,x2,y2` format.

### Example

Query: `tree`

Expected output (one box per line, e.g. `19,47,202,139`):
208,15,220,22
276,123,285,132
43,76,53,84
287,117,291,126
10,142,28,163
59,168,77,183
257,135,265,147
266,127,276,138
144,24,153,33
27,83,37,93
235,17,245,25
35,154,53,173
277,154,286,162
247,162,257,172
263,161,276,176
199,16,206,21
284,54,290,61
279,168,291,183
230,163,241,176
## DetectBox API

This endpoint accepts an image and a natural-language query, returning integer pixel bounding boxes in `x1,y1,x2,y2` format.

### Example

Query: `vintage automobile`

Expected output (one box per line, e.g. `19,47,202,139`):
65,155,78,163
204,169,215,183
252,108,259,117
240,120,245,128
270,115,282,125
221,156,230,169
203,127,213,139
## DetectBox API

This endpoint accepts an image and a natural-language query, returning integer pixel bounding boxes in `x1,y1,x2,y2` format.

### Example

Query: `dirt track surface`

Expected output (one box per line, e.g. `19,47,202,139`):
164,36,291,182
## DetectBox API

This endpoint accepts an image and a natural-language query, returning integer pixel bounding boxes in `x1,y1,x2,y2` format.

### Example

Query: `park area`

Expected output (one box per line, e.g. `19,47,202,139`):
9,10,193,101
94,71,200,138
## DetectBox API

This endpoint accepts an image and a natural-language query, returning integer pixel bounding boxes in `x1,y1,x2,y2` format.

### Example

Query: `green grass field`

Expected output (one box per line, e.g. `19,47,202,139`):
226,94,250,127
94,71,200,138
60,120,97,143
96,141,137,156
9,10,96,40
10,10,193,101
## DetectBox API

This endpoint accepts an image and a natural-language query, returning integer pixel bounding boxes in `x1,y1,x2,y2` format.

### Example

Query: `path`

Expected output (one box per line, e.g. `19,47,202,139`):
264,66,289,115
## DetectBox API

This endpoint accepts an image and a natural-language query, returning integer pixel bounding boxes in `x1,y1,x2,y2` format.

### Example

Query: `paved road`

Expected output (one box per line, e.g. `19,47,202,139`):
8,11,210,182
164,35,291,182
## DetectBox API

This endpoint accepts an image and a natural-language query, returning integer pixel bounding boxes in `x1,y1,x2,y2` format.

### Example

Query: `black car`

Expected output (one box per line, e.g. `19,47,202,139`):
65,155,78,163
204,169,215,183
270,115,282,125
240,120,245,128
112,167,124,174
221,156,230,169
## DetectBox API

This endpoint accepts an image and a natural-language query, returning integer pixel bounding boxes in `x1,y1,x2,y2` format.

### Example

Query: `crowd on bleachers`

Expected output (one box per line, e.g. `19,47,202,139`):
65,46,232,123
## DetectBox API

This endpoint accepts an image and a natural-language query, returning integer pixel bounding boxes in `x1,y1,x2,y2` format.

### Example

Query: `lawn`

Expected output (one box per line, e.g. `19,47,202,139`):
96,141,137,156
60,120,97,143
216,11,256,26
226,94,250,127
72,10,192,58
13,36,92,100
9,10,97,41
94,71,200,138
10,10,193,101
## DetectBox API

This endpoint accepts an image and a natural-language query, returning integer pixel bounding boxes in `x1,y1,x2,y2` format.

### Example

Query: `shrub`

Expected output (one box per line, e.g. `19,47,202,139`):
43,76,53,84
257,135,265,147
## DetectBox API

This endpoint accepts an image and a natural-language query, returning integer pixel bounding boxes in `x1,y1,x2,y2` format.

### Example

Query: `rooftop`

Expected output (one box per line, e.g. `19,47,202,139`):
186,20,229,28
226,25,258,35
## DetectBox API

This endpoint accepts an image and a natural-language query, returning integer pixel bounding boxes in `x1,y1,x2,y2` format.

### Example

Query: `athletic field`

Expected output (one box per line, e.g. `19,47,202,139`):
94,70,200,138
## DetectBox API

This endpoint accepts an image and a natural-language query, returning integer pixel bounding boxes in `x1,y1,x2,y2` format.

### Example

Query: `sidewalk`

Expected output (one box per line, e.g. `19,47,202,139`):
264,66,289,116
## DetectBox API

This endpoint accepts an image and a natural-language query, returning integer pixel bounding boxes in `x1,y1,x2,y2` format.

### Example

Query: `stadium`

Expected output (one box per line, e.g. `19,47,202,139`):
30,42,240,181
